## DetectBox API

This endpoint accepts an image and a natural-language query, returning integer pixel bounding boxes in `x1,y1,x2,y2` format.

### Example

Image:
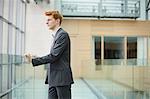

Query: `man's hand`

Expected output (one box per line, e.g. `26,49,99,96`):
25,53,32,63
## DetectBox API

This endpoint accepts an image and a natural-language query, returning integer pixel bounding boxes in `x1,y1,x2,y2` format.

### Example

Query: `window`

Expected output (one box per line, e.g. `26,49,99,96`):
127,37,137,59
103,37,124,65
127,37,137,65
104,37,124,59
94,37,101,59
0,0,27,95
94,37,101,65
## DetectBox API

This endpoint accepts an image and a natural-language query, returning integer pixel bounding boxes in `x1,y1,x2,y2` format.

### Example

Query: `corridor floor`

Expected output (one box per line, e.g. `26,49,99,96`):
1,78,149,99
9,79,98,99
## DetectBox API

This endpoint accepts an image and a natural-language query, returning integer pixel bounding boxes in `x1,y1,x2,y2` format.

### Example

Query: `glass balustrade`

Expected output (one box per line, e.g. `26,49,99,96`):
81,59,150,99
56,0,140,19
0,54,34,98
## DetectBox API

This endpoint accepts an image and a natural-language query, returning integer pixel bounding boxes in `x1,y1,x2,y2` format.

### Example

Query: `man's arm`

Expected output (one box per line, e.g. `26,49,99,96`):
32,33,69,66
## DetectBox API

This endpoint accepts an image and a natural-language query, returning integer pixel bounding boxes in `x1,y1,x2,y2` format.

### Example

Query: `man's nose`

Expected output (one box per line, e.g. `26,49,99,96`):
46,22,48,24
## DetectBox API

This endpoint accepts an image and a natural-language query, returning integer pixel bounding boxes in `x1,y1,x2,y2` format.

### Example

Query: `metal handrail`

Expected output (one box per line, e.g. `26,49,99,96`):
59,0,140,19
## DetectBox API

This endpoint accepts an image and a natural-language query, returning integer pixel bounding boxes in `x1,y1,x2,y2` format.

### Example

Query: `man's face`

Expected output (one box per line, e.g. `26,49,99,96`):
46,15,58,30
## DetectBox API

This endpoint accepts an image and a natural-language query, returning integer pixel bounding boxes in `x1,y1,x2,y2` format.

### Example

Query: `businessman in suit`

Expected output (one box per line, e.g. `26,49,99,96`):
25,10,74,99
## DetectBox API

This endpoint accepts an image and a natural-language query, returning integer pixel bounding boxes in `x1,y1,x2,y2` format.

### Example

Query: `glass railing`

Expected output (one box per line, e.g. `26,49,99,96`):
0,54,34,98
81,59,150,99
1,54,150,99
57,0,140,19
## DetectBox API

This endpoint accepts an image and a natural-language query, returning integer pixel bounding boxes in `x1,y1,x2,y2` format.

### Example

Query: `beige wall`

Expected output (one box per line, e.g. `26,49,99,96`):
62,19,150,77
62,19,150,90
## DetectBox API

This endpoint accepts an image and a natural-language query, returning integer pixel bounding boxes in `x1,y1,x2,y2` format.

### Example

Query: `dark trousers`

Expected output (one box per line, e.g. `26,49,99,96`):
48,85,71,99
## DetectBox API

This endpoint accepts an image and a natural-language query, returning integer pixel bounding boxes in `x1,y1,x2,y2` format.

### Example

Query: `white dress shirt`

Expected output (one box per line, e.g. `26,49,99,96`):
49,27,61,52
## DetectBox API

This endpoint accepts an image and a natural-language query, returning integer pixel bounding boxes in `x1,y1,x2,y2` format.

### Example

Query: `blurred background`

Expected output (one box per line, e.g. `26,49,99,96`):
0,0,150,99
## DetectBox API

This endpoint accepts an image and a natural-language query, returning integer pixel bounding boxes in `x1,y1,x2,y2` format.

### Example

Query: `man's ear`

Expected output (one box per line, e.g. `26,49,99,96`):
56,19,60,25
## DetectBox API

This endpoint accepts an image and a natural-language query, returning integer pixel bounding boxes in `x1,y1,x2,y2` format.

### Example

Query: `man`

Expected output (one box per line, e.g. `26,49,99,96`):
25,10,74,99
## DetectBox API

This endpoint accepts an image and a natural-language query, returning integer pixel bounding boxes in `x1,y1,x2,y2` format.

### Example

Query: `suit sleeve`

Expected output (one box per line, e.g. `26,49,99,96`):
32,33,69,66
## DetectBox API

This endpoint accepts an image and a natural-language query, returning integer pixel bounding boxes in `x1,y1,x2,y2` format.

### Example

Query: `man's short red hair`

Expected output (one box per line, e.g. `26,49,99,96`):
45,10,63,25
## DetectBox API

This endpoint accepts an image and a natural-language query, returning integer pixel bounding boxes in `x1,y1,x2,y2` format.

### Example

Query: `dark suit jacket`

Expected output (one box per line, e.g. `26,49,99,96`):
32,28,74,87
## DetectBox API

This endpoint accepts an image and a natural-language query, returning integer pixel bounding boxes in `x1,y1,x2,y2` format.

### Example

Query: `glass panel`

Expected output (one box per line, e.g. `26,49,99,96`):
0,20,3,54
8,25,13,55
15,63,22,84
81,59,135,99
2,22,8,54
13,0,17,25
16,0,21,28
0,0,4,17
22,3,26,32
20,2,23,30
15,31,22,58
2,54,8,66
3,0,9,20
0,0,27,97
11,27,16,55
11,63,16,87
2,65,8,92
8,0,14,23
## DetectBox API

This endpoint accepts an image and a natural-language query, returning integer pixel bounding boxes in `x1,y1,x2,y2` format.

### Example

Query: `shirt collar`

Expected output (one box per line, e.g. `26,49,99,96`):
52,27,61,37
